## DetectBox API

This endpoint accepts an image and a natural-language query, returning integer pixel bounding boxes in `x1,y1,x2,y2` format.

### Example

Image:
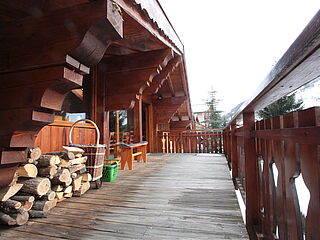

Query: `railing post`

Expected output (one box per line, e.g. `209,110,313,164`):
243,112,260,238
231,122,239,182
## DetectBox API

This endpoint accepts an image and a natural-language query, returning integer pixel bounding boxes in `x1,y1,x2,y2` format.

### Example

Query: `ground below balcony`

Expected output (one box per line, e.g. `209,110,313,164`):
0,154,249,240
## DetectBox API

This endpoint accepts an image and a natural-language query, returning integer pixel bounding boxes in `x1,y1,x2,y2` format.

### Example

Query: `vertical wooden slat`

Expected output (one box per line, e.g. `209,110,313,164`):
298,107,320,239
272,116,287,239
283,112,302,240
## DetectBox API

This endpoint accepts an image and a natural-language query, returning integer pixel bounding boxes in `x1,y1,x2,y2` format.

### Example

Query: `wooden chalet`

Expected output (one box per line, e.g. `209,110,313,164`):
0,0,193,187
0,1,319,239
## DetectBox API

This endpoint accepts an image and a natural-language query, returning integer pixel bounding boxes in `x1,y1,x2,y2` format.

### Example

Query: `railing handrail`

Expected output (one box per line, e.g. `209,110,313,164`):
159,129,224,133
228,10,320,126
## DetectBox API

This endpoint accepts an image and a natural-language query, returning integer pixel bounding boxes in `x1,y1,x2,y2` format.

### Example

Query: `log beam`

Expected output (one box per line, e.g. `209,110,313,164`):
103,49,175,110
0,0,123,73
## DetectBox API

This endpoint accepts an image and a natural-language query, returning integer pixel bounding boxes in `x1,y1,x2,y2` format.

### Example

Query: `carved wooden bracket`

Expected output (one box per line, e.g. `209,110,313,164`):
103,49,175,110
153,96,187,124
0,0,124,186
144,55,181,95
170,120,192,130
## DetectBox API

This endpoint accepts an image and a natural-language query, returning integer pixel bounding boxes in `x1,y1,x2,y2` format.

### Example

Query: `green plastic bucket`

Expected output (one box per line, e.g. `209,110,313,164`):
101,159,119,182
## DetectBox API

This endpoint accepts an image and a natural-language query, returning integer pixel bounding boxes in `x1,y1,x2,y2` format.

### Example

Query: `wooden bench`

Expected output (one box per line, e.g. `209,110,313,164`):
119,141,148,170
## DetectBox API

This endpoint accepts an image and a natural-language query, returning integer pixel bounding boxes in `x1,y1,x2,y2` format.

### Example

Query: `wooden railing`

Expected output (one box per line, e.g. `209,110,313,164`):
159,129,223,153
223,10,320,240
224,107,319,240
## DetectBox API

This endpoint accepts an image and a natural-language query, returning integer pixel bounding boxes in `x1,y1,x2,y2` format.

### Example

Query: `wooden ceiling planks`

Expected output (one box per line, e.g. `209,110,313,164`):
103,49,176,110
152,96,187,123
114,0,183,54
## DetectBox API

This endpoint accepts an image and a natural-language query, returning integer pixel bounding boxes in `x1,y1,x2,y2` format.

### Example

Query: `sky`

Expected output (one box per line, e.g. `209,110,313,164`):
158,0,319,113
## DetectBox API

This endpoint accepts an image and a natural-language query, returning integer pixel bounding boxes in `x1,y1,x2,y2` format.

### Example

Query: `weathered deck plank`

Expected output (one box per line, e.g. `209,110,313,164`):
0,154,248,239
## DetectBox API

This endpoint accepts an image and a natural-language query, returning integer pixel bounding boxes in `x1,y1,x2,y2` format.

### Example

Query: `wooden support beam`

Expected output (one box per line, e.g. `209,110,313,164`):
114,0,183,54
104,49,176,111
153,96,186,124
170,120,192,130
153,96,187,106
0,0,123,73
0,66,83,148
243,112,260,238
133,97,143,143
144,56,181,95
231,123,239,181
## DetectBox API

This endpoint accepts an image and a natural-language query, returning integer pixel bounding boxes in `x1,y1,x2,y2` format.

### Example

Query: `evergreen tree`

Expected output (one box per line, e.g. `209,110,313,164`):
204,89,226,129
258,94,303,119
109,111,127,132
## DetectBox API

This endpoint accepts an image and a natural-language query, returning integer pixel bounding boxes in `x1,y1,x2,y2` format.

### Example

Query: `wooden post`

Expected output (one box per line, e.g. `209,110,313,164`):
114,111,120,158
146,105,154,152
231,122,239,181
134,97,143,143
243,112,260,238
92,63,109,158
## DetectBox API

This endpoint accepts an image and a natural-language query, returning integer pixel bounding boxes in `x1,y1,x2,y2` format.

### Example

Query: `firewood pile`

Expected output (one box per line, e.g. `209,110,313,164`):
0,146,93,226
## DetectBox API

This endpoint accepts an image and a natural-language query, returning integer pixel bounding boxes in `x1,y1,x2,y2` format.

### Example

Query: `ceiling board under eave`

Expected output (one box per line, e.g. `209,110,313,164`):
158,64,185,97
107,11,165,56
0,0,90,23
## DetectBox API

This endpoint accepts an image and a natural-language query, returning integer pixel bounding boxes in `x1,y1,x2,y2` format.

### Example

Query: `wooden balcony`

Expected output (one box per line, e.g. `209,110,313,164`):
0,154,248,239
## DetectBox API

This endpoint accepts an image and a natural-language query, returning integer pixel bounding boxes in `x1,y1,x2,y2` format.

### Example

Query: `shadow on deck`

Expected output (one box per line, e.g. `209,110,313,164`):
0,154,249,240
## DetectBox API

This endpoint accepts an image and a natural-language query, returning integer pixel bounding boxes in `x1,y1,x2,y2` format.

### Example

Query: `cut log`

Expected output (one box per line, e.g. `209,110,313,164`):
0,183,23,201
11,211,29,226
64,193,73,198
41,190,56,201
32,200,57,212
80,173,92,182
37,155,60,167
38,166,58,179
55,192,64,201
0,207,24,215
29,210,49,218
68,164,86,174
64,177,72,187
59,159,71,168
57,197,65,203
62,146,84,154
75,153,83,158
0,211,16,225
63,186,72,194
72,176,83,191
11,195,35,203
21,201,34,211
8,172,19,186
16,164,38,178
0,200,21,209
69,157,87,165
51,169,71,185
73,181,90,197
19,177,51,196
27,147,42,161
71,172,77,179
27,158,36,164
52,185,63,192
46,151,75,160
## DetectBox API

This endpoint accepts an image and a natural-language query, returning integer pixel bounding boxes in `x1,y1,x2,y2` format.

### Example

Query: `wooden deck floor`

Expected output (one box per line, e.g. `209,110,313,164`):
0,154,249,240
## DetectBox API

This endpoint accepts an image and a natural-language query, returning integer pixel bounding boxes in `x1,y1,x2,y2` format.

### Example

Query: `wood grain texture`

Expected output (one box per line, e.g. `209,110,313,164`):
0,154,248,239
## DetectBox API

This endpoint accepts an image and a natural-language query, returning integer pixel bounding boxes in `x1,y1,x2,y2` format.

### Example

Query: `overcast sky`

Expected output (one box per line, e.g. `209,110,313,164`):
158,0,319,113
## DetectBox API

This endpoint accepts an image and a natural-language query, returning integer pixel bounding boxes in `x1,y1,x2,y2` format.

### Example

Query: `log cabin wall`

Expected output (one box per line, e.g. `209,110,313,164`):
34,121,96,154
0,0,124,187
0,0,193,186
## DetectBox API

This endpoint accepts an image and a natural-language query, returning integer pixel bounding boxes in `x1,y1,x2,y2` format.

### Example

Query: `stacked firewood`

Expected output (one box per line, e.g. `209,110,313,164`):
0,146,92,226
